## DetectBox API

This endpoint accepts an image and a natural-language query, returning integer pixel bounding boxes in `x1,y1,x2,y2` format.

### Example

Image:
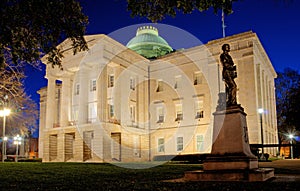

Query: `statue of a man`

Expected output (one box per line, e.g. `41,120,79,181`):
220,44,237,106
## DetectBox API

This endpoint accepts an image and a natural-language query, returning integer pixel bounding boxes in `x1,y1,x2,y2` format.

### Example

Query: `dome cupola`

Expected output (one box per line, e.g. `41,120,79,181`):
126,26,173,58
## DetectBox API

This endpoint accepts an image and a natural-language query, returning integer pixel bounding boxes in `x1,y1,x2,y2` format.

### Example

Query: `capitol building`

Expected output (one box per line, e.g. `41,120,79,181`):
38,26,278,162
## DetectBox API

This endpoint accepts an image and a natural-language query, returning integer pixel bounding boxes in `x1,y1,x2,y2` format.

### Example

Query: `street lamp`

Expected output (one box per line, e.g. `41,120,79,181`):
3,136,8,161
0,107,11,162
288,134,294,159
258,108,265,161
14,134,22,162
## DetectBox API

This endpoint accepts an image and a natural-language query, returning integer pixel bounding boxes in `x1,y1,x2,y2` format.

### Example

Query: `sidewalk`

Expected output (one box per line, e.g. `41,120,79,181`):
259,159,300,182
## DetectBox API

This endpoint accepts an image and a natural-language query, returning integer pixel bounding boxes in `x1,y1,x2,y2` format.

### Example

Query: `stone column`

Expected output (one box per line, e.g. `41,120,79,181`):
78,66,89,125
42,134,50,162
38,96,46,159
60,77,71,127
57,131,65,162
45,76,56,129
98,65,107,122
114,67,122,123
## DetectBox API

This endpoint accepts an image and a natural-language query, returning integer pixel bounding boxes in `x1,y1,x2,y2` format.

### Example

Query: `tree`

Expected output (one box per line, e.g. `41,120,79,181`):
275,68,300,144
0,0,88,69
0,0,88,128
0,61,37,158
0,61,38,136
127,0,240,22
0,0,86,137
0,95,38,136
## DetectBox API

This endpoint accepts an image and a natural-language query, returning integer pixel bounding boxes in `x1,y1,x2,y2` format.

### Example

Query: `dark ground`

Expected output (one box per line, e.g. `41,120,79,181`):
0,159,299,190
259,159,300,182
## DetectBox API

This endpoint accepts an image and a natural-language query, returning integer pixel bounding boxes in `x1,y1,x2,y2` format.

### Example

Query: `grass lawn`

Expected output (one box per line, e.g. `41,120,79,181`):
0,162,299,190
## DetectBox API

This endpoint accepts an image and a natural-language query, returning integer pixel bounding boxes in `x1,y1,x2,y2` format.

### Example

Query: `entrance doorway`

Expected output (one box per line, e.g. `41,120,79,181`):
111,133,121,161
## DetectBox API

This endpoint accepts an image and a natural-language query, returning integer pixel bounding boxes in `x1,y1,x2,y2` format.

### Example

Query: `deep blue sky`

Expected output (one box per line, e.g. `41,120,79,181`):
25,0,300,133
80,0,300,72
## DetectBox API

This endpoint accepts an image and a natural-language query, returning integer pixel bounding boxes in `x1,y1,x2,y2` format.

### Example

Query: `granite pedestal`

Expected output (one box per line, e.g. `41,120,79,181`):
185,105,274,181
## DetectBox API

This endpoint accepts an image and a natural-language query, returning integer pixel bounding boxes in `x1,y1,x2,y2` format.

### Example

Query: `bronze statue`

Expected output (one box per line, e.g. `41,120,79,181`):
220,44,237,106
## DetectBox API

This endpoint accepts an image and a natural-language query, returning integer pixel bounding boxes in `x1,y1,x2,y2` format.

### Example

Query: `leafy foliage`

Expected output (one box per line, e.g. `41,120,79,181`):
0,0,88,136
276,68,300,142
127,0,240,22
0,0,88,68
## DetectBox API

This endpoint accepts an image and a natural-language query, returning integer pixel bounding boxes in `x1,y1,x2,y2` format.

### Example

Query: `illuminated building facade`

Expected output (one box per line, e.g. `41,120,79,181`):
38,27,278,162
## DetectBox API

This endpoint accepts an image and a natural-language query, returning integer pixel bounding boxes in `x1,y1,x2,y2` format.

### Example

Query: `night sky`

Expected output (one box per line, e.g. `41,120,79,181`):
24,0,300,135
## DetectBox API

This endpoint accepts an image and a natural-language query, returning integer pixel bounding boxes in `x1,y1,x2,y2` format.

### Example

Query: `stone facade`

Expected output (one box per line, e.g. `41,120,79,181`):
38,31,278,162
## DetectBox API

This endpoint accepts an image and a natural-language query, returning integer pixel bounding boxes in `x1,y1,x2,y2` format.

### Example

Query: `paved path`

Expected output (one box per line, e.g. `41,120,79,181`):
259,159,300,182
259,159,300,171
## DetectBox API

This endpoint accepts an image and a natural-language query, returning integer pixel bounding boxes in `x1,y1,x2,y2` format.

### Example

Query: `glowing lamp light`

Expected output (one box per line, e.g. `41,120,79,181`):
288,134,295,159
13,134,22,162
0,108,11,117
13,134,22,145
1,103,11,162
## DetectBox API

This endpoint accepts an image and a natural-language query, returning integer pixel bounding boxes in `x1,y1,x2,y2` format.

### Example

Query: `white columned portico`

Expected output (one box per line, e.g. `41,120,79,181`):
78,64,89,125
60,77,72,127
45,75,56,129
98,65,108,122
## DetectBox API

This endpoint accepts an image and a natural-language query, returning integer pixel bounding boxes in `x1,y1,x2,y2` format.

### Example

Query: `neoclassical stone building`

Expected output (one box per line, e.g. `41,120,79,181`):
38,26,278,162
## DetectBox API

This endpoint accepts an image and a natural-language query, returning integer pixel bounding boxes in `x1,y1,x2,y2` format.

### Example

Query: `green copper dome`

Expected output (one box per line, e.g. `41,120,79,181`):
126,26,173,58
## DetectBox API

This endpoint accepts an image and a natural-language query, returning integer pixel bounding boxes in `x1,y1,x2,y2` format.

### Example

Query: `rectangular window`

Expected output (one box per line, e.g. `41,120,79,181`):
177,137,183,152
174,75,181,89
196,135,204,152
88,102,97,123
175,104,183,121
157,106,164,123
195,99,204,119
158,138,165,152
75,83,80,95
108,74,114,88
196,111,204,119
90,79,96,91
194,72,202,85
71,105,79,123
130,77,135,90
108,104,114,118
156,80,163,92
130,105,136,122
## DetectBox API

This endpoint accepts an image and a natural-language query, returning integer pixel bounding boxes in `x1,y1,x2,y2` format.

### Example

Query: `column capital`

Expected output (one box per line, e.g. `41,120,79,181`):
45,74,57,81
60,76,72,127
46,66,74,80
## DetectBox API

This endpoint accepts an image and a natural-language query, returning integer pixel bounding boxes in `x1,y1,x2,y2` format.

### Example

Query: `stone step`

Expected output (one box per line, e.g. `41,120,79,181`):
184,168,274,181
